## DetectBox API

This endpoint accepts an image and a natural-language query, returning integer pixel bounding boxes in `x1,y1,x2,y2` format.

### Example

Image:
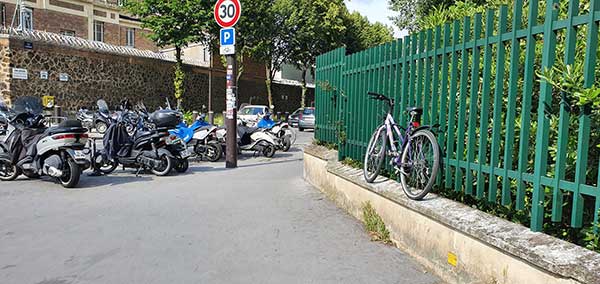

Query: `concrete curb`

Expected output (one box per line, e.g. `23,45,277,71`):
304,144,600,284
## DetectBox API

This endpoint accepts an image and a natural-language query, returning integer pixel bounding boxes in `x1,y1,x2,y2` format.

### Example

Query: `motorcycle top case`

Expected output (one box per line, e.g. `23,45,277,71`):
150,110,182,128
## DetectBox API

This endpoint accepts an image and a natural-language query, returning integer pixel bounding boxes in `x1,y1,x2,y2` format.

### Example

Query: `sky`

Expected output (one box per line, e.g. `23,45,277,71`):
344,0,409,38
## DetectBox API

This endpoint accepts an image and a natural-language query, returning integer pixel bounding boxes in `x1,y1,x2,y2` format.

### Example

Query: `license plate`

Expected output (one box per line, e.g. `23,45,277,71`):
74,150,87,160
180,149,191,158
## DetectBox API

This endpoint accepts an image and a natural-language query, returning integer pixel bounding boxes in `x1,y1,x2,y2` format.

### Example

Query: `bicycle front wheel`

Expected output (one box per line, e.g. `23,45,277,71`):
363,125,387,183
400,129,440,200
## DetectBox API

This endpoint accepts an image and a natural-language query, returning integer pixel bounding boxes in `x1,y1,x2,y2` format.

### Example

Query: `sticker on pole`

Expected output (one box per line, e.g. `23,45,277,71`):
214,0,241,28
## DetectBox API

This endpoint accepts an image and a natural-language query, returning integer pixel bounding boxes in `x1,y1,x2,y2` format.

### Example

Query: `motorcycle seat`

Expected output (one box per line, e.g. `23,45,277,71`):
134,130,153,140
45,120,87,136
197,126,213,132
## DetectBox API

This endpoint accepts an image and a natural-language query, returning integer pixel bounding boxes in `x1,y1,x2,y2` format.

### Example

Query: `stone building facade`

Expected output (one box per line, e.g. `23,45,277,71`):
0,0,157,51
0,31,314,114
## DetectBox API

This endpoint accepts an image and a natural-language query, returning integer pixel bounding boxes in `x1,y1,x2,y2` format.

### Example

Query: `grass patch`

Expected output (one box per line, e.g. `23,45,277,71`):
313,139,338,150
342,157,362,169
362,201,392,245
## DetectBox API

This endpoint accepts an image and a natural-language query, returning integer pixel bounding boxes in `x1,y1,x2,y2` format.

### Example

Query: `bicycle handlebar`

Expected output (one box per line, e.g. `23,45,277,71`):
367,92,394,112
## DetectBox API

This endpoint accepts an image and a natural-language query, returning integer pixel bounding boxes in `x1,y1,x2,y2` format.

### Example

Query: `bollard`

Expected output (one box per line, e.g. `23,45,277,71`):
277,112,281,121
192,111,199,121
54,106,62,126
208,111,214,125
284,112,289,121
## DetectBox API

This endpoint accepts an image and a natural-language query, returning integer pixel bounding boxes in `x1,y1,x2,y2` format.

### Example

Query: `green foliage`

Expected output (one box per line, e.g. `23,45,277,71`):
313,139,338,150
173,63,185,103
341,157,362,169
123,0,211,49
362,201,392,244
124,0,211,107
343,11,394,54
538,64,600,110
287,0,347,75
389,0,508,31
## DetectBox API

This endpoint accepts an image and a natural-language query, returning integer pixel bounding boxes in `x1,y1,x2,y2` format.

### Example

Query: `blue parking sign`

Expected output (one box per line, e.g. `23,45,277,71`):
220,28,235,46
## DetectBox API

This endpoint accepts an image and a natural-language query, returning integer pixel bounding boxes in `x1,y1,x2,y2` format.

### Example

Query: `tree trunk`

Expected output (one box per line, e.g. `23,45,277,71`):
265,64,273,110
174,45,184,110
300,68,307,108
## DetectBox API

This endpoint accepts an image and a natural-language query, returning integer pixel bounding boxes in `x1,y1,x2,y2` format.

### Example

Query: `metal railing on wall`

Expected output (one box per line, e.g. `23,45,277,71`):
0,27,208,67
315,0,600,234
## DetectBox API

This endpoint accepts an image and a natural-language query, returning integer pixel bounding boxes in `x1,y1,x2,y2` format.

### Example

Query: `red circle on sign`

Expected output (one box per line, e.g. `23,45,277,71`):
214,0,241,28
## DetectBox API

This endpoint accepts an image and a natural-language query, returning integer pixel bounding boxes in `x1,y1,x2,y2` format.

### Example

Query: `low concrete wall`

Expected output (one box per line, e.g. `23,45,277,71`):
303,144,600,284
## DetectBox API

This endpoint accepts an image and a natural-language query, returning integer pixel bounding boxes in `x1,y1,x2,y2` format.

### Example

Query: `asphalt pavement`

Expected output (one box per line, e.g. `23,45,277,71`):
0,130,441,284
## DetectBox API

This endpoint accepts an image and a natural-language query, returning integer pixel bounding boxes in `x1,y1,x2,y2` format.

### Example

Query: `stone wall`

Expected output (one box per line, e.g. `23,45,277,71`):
0,32,314,115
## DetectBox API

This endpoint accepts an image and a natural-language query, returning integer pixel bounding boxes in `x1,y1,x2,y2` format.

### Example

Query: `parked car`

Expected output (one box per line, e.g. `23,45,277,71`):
287,108,303,127
238,105,269,125
298,107,315,132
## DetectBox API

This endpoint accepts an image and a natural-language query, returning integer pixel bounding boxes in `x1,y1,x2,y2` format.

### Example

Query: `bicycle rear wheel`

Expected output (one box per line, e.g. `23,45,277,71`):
363,125,387,183
400,129,440,200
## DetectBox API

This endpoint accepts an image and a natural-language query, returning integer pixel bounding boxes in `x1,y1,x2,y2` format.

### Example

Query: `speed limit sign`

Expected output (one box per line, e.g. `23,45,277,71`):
214,0,242,28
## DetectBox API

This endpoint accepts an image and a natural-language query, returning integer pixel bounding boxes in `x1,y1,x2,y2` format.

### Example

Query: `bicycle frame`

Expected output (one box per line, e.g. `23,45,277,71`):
384,112,419,156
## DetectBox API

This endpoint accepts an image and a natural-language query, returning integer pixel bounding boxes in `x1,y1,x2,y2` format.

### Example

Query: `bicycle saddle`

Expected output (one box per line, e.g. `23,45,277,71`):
406,107,423,115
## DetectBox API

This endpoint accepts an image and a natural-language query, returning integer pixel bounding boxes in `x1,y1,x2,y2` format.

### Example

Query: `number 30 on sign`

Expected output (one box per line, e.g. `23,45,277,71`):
214,0,242,28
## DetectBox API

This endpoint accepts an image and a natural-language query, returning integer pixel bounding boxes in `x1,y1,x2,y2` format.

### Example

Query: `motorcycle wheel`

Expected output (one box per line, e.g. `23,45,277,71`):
263,144,276,158
96,122,108,134
175,159,189,173
282,136,292,152
0,157,21,181
93,152,118,175
59,159,81,188
284,127,297,145
205,141,222,162
151,154,173,176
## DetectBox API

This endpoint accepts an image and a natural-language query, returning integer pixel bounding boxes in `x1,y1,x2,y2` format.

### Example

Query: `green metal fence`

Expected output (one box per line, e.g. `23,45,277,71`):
315,0,600,233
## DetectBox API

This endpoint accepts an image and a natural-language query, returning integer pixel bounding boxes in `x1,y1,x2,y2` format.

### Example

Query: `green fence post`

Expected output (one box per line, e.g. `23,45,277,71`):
531,0,559,232
445,20,460,189
476,9,495,199
488,5,508,202
465,13,482,196
516,0,539,211
501,0,524,205
454,16,471,193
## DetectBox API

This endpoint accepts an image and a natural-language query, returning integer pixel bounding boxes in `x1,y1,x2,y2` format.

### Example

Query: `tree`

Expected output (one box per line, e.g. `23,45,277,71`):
287,0,347,107
388,0,487,32
343,11,394,54
124,0,212,108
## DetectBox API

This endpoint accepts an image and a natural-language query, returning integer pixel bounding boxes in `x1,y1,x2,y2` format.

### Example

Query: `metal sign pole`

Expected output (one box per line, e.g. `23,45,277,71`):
225,56,238,168
215,0,241,169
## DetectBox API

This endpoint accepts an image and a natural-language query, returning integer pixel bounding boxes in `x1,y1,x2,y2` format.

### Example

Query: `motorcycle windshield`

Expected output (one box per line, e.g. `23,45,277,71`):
13,96,42,115
0,100,8,112
97,100,109,113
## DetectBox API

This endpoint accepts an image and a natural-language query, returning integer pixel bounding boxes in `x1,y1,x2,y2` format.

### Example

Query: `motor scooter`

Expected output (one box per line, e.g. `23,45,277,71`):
0,97,90,188
169,114,222,162
256,112,295,152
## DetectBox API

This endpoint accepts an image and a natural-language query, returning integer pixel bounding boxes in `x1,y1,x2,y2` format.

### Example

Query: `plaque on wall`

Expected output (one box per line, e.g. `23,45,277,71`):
59,73,69,82
12,68,28,80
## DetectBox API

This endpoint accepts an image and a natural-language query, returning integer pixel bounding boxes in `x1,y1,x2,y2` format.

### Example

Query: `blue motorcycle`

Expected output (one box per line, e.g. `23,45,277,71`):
168,115,222,162
256,113,295,152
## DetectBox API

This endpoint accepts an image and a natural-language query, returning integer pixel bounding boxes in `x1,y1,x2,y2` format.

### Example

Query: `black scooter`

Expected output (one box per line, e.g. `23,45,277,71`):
93,109,188,176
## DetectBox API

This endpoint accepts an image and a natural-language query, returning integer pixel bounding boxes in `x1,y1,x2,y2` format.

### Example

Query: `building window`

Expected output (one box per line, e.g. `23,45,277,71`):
1,4,5,27
204,47,210,62
93,21,104,42
20,8,33,31
60,30,76,37
126,28,135,47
